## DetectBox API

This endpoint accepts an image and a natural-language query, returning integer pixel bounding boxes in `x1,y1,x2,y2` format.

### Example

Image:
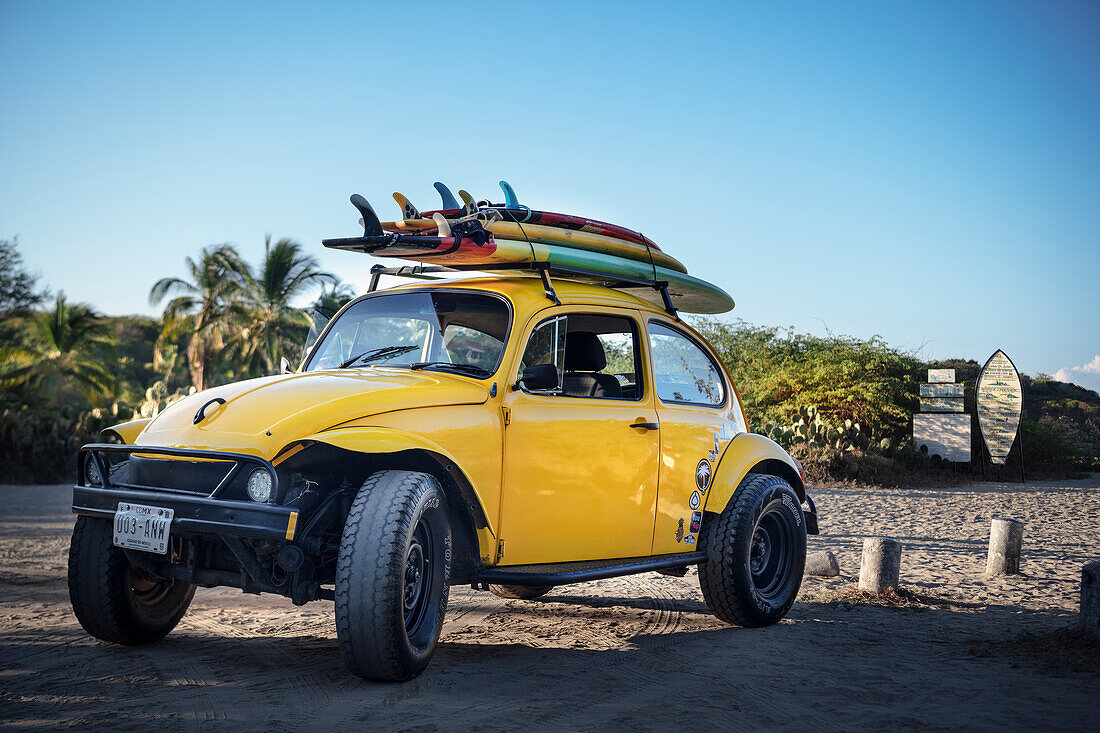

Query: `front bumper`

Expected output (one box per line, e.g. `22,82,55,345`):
72,485,298,541
73,443,297,541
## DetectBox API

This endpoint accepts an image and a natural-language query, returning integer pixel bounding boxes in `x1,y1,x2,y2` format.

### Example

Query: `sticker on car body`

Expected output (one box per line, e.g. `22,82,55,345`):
695,459,711,491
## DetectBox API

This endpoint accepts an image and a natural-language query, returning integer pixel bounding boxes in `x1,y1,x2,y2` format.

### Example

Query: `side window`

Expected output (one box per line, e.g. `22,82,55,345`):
443,325,504,373
647,321,725,406
520,313,643,400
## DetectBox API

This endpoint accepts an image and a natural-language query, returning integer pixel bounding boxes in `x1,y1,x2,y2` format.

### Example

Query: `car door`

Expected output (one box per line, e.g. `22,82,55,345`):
646,319,743,555
498,308,660,565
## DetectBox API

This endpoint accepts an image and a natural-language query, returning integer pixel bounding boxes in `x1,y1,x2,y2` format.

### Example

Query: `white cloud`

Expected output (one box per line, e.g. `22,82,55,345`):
1052,355,1100,394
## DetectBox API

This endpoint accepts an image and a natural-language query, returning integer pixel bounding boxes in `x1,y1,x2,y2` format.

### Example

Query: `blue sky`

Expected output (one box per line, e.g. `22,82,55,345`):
2,1,1098,388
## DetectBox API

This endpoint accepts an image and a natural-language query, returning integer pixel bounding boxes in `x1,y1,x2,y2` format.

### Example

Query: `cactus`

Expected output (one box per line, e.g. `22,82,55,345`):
139,380,193,418
756,404,904,458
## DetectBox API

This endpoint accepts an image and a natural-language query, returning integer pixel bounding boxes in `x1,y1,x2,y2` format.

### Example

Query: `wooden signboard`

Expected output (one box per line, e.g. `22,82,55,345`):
920,397,965,413
928,369,955,383
976,350,1023,465
920,383,964,398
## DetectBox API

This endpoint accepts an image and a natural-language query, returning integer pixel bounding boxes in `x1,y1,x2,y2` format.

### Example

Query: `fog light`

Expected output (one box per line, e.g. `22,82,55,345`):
246,469,273,503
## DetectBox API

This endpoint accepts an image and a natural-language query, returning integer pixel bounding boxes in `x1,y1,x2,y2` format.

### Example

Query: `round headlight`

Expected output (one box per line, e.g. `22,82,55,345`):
85,458,102,487
246,469,273,503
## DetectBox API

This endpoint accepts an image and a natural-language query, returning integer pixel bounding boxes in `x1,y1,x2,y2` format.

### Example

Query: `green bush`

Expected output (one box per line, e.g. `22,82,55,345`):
692,319,1092,482
692,318,921,437
0,402,133,484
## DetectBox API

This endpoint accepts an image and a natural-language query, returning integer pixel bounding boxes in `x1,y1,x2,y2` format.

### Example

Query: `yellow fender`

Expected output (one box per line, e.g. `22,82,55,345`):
302,427,498,558
703,433,805,515
305,426,453,457
102,418,151,445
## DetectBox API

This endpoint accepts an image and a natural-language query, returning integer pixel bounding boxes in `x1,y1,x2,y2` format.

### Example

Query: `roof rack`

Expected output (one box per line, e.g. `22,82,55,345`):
366,261,679,318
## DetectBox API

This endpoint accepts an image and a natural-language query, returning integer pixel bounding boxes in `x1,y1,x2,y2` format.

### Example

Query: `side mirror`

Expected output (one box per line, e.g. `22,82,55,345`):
280,357,293,375
517,363,559,392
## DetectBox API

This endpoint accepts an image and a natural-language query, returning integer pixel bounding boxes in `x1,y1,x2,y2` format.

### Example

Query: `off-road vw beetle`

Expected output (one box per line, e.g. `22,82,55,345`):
69,272,819,681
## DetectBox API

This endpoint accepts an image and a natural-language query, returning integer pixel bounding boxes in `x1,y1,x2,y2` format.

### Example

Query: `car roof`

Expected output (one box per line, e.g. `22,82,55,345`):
381,275,671,316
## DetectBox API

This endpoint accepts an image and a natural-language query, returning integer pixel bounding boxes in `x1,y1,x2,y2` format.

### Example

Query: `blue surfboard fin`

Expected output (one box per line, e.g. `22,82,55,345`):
499,180,520,209
434,182,461,211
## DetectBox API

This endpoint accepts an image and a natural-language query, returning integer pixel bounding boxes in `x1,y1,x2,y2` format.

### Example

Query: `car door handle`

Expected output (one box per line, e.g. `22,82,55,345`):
629,422,660,430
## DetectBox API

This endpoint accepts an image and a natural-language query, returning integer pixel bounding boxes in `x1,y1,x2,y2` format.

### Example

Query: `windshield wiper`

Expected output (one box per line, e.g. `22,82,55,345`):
409,362,492,378
340,345,420,368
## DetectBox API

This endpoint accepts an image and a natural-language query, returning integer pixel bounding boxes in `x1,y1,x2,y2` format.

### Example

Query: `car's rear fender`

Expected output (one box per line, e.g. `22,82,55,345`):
300,427,498,570
704,432,807,511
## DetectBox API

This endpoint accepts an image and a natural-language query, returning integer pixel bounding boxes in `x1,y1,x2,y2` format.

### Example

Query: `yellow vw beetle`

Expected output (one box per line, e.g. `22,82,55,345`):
69,274,818,681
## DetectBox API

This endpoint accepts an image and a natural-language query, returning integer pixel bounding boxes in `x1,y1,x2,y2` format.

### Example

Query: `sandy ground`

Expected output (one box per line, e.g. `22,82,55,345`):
1,477,1098,731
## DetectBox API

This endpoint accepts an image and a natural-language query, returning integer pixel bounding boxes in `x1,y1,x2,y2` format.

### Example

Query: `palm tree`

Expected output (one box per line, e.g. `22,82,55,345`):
233,236,336,376
0,292,114,401
313,282,356,319
150,244,247,391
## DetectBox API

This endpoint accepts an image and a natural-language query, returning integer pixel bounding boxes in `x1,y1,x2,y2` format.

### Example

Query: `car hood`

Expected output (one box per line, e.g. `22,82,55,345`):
136,368,491,458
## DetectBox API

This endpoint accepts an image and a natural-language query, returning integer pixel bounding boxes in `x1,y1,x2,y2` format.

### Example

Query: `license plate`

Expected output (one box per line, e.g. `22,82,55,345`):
113,502,174,554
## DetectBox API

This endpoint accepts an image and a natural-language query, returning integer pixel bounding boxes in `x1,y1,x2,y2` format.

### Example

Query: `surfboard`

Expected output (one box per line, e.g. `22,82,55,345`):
976,350,1023,465
412,204,661,250
322,232,733,314
379,217,687,274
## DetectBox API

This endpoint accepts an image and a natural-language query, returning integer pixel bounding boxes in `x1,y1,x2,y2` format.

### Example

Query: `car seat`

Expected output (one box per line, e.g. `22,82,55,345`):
562,332,622,398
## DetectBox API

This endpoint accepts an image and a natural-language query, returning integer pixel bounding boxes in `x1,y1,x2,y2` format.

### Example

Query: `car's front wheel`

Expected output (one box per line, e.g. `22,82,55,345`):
67,515,196,645
335,470,452,681
699,472,806,627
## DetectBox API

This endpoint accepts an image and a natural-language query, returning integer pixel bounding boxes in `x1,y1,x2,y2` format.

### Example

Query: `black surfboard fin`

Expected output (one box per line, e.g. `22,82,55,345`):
350,194,383,237
434,182,461,210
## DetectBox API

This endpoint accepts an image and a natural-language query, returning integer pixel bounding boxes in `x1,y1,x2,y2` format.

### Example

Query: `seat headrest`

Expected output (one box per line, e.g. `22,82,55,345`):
564,332,606,372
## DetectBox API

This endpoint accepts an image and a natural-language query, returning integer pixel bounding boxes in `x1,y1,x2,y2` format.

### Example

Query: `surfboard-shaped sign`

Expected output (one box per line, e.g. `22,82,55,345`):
976,350,1023,465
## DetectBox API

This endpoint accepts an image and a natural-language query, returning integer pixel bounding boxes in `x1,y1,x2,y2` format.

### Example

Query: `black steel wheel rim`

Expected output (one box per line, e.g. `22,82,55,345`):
749,502,798,602
127,565,175,607
403,519,434,636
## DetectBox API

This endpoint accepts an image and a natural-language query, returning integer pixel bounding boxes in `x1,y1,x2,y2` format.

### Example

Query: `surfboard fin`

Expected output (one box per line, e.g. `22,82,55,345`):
392,192,420,220
350,194,383,237
458,189,478,215
434,182,461,211
499,180,520,209
432,212,452,237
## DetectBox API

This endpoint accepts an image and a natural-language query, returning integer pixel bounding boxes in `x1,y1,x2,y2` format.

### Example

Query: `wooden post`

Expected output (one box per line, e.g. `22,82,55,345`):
1082,561,1100,638
804,550,840,577
986,517,1023,575
859,538,901,594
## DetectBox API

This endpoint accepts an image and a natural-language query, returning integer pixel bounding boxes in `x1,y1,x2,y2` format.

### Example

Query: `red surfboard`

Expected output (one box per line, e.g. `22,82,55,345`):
412,205,663,251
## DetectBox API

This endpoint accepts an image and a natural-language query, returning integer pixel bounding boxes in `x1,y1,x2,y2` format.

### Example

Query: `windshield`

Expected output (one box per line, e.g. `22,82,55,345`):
303,290,511,376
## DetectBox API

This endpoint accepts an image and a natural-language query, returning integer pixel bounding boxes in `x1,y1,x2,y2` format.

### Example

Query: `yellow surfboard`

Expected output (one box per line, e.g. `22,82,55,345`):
380,218,687,274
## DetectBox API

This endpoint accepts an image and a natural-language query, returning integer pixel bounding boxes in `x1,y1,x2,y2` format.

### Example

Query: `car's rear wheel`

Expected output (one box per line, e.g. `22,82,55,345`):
699,472,806,627
489,584,554,600
67,515,196,645
335,470,451,681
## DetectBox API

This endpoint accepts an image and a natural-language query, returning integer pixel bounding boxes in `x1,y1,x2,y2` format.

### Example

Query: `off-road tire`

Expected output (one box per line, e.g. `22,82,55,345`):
67,515,196,645
699,472,806,627
489,584,554,600
336,470,452,681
